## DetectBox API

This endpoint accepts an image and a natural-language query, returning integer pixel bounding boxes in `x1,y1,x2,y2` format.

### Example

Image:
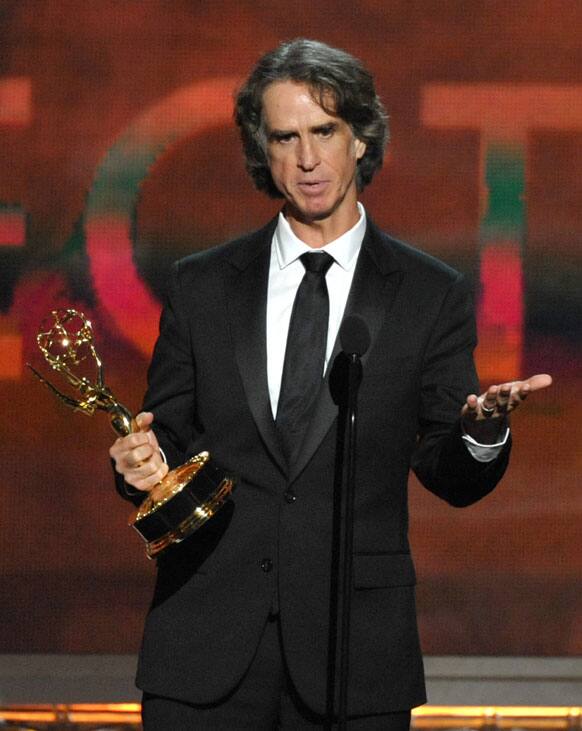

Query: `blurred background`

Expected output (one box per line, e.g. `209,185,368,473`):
0,0,580,665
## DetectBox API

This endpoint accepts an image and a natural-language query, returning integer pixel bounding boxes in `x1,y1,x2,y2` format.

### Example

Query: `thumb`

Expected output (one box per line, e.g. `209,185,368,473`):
135,411,162,451
135,411,154,432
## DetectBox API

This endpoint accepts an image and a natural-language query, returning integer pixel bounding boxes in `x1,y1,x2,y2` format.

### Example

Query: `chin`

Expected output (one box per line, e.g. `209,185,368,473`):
295,200,335,221
308,208,335,222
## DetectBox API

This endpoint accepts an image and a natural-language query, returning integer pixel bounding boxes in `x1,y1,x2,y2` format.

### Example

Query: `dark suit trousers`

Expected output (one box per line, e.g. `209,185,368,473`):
142,614,412,730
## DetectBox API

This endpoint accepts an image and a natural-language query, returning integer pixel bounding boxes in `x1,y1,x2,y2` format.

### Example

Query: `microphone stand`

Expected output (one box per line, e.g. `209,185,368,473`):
338,352,363,729
327,349,363,729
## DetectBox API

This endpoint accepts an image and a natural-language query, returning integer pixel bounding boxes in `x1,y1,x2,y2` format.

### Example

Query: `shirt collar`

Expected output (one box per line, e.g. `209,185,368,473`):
273,202,366,272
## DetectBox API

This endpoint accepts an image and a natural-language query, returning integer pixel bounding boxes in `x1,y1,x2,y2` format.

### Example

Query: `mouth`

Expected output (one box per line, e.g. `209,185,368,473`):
297,180,329,196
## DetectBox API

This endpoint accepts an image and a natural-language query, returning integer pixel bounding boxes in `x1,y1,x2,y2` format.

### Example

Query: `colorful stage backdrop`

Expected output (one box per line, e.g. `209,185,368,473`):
0,1,580,655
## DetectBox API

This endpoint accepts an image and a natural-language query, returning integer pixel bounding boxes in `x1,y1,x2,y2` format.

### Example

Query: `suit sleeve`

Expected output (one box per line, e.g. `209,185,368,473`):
142,261,202,466
411,272,511,506
114,261,200,504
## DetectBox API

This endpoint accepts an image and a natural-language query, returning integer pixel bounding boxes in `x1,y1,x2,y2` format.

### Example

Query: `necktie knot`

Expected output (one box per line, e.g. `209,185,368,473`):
300,251,334,275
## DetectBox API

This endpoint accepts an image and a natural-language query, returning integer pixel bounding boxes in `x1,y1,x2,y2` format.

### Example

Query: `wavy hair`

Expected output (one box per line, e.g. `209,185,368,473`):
234,39,389,197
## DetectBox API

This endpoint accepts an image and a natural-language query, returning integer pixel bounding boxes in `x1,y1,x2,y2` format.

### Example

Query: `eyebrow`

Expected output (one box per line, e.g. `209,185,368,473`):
312,122,337,134
267,121,338,141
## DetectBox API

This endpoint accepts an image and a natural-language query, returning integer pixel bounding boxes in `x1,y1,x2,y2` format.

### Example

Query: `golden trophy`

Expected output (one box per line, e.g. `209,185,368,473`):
28,308,235,558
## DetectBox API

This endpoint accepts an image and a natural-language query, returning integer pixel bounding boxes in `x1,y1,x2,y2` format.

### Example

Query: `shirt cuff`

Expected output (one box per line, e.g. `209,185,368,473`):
461,427,510,463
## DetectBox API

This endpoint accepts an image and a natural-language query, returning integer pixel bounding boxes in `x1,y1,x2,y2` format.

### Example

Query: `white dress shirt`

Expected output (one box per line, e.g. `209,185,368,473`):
267,203,366,417
265,203,508,462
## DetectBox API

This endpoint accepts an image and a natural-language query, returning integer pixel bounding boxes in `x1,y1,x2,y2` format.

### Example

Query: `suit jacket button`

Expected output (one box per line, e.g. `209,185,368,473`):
261,558,273,573
284,491,296,503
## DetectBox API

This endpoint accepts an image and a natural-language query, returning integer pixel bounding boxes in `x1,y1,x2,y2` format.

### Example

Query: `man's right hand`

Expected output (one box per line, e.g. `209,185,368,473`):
109,411,169,492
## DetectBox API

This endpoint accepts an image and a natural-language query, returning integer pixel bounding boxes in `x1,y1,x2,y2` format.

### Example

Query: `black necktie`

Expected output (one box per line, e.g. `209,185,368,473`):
276,251,334,463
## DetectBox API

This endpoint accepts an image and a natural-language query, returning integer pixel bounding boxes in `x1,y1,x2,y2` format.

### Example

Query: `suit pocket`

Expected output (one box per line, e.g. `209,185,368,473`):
353,553,416,589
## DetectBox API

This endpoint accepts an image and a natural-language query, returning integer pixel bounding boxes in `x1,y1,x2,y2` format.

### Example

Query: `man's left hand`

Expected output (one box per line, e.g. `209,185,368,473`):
461,373,553,443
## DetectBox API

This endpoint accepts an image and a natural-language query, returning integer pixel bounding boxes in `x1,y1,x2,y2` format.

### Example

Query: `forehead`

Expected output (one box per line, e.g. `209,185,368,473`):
261,80,338,128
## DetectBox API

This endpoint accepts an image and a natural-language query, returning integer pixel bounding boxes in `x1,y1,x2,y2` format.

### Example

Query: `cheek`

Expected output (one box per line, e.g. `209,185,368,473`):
266,160,285,192
268,156,290,185
333,153,359,184
329,143,358,171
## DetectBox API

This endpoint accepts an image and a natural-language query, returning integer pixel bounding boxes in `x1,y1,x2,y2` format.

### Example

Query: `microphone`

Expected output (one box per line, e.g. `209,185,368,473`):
330,315,370,406
339,314,370,357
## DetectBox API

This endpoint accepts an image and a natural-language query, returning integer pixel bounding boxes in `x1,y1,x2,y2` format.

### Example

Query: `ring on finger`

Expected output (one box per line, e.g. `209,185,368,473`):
481,402,496,416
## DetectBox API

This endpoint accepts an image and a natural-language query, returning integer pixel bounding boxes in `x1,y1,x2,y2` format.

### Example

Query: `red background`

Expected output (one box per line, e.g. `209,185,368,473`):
0,1,580,655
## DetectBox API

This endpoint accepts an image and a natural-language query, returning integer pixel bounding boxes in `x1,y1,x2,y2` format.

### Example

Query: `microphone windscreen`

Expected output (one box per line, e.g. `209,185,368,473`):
340,314,370,356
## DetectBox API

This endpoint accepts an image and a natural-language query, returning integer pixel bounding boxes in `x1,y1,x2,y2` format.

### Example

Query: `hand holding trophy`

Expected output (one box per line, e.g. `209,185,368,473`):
28,308,235,558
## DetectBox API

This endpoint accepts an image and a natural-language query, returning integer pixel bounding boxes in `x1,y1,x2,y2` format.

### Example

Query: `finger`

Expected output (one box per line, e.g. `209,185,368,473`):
127,443,156,468
498,375,550,415
126,454,163,480
133,457,164,479
480,385,499,416
523,373,553,392
109,434,143,456
109,434,149,465
130,462,169,493
504,382,523,413
506,380,534,412
496,383,513,412
146,428,161,450
463,394,479,414
120,432,151,451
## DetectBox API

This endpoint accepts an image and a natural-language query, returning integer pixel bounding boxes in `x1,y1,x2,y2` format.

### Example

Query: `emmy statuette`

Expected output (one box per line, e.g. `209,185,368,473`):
28,309,235,558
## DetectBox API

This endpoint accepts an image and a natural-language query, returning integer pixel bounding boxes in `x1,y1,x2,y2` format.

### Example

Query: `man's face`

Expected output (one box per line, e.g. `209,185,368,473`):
261,80,366,228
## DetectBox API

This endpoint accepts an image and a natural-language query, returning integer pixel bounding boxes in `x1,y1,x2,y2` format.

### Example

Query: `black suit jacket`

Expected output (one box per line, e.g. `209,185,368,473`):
118,217,510,716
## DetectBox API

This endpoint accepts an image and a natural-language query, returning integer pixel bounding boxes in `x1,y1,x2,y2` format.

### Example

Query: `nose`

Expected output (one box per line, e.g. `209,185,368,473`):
296,138,319,171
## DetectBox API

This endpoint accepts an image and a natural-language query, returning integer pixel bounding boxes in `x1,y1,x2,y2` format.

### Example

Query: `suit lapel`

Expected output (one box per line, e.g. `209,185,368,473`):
288,219,403,485
225,220,287,476
224,216,404,484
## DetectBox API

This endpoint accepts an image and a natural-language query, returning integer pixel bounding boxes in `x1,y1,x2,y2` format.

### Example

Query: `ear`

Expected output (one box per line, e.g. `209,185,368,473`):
354,137,366,160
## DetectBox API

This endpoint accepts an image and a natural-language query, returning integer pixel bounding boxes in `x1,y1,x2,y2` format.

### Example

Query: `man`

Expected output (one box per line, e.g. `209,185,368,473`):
110,39,551,729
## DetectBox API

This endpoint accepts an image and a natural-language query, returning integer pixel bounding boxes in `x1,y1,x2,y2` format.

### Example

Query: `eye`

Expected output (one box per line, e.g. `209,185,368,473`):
270,132,295,144
317,124,335,138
